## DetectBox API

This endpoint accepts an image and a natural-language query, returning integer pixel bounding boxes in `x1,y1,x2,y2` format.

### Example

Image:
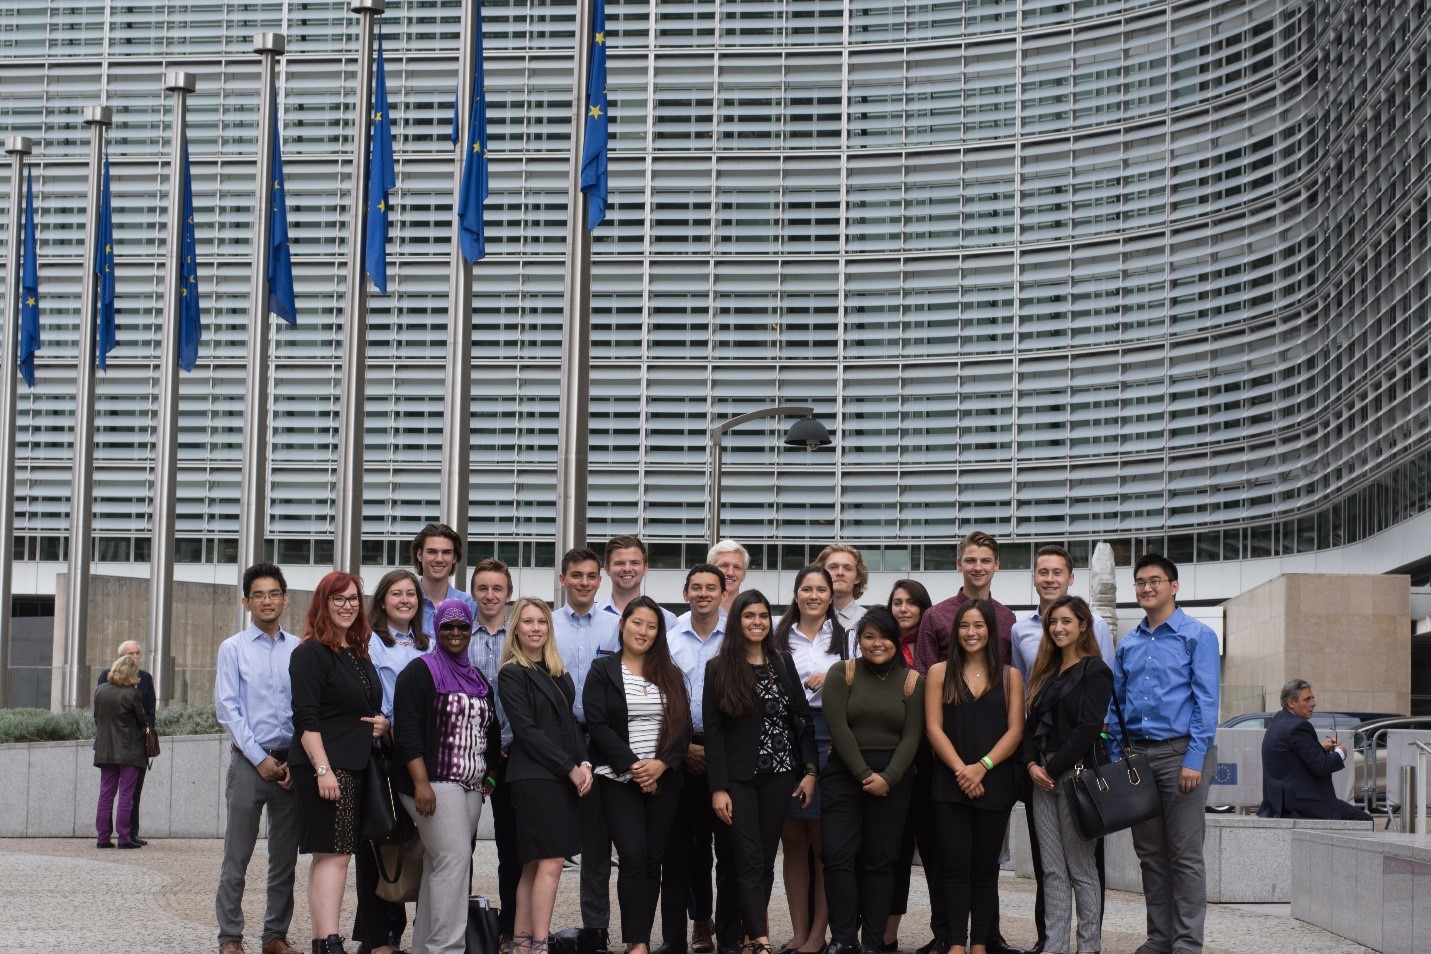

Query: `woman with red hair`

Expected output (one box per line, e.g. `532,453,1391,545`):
289,571,390,954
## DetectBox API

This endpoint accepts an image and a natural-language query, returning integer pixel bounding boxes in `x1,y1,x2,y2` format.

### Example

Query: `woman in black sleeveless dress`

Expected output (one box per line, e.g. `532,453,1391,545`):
923,599,1025,954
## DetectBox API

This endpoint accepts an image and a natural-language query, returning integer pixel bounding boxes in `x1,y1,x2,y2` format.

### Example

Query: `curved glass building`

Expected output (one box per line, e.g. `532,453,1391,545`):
0,0,1428,580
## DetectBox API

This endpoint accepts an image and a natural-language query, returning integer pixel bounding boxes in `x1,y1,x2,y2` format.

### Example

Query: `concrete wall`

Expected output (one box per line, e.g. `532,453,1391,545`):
1221,573,1411,715
1292,828,1431,953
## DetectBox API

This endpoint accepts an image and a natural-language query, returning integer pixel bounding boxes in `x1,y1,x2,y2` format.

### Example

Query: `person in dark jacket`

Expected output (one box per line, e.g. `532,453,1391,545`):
1022,596,1113,954
499,597,594,954
395,598,498,954
289,571,389,954
704,590,818,954
585,596,692,954
1257,680,1371,821
97,640,156,845
93,653,148,848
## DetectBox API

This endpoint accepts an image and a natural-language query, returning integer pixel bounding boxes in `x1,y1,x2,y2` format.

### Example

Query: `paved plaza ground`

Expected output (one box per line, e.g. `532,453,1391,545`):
0,836,1368,954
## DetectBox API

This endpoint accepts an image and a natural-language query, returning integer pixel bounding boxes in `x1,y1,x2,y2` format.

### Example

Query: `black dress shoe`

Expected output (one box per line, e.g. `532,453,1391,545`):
653,944,688,954
879,944,897,954
132,837,149,846
913,940,945,954
96,841,115,848
118,840,143,849
985,942,1033,954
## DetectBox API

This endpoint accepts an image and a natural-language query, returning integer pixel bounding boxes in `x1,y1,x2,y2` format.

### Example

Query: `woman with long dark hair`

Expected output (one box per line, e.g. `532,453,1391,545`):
1023,596,1111,954
584,596,692,954
289,571,389,954
775,565,846,953
705,590,817,954
925,599,1024,954
819,607,924,954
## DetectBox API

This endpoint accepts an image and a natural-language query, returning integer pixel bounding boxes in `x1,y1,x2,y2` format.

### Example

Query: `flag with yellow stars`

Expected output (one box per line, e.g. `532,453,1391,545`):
457,0,489,263
96,154,116,369
580,0,608,231
177,138,202,372
366,39,396,293
268,95,297,324
18,168,39,388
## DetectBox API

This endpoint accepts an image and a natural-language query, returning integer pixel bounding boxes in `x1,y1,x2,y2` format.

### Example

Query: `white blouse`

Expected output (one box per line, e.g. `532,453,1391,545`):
787,618,842,709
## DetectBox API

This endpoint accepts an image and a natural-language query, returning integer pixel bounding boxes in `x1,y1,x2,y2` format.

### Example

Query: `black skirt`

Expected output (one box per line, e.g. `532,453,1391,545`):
291,764,362,855
511,778,580,864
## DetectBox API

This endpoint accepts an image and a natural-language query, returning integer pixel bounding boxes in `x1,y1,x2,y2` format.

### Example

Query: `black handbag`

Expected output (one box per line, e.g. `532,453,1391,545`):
1060,692,1161,841
360,745,415,845
465,895,501,954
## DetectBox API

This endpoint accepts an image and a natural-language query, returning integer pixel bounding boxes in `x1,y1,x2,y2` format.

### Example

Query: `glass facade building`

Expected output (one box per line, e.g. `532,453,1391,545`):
0,0,1429,577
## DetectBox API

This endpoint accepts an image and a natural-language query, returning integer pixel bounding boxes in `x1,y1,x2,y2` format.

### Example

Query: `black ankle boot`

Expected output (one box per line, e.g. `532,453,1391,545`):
313,936,346,954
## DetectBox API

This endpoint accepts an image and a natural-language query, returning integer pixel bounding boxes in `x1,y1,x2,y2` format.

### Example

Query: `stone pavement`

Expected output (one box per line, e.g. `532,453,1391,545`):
0,837,1369,954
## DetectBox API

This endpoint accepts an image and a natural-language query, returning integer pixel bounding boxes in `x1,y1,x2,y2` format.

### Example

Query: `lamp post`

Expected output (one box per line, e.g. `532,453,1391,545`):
708,405,833,546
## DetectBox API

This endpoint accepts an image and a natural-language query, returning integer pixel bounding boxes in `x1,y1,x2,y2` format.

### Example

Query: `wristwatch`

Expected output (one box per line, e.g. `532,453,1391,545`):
316,765,330,777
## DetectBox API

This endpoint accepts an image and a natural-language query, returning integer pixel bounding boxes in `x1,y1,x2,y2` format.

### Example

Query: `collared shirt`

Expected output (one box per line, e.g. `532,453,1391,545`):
419,583,478,638
553,603,620,723
214,624,299,767
834,600,866,658
1011,608,1117,682
595,595,679,633
369,628,430,722
1110,606,1221,771
470,618,512,748
787,619,842,709
669,611,726,732
912,590,1016,674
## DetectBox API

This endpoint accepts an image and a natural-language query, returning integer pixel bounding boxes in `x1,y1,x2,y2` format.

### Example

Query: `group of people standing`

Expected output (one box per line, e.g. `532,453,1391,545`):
195,524,1218,954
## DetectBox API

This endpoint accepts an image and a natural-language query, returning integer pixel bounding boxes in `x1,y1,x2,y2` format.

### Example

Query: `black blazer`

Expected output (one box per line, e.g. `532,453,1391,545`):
1022,656,1114,779
288,639,382,772
99,668,156,728
1257,707,1350,818
704,650,817,792
392,658,499,797
583,653,690,776
499,661,586,784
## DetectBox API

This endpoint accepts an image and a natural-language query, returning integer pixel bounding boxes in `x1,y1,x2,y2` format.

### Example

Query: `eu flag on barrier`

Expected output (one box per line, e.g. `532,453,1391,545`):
96,154,116,370
365,39,396,294
178,138,202,372
18,169,39,388
457,0,489,263
268,98,297,324
580,0,609,231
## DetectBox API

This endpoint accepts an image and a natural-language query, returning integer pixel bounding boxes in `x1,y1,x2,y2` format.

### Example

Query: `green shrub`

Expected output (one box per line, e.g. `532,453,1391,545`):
154,703,222,736
0,703,222,743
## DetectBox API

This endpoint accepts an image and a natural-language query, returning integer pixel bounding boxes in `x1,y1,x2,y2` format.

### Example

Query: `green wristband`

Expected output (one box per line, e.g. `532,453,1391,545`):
980,756,994,771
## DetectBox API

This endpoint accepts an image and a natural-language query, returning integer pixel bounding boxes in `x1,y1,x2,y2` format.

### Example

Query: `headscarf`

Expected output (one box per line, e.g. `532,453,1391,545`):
423,598,490,698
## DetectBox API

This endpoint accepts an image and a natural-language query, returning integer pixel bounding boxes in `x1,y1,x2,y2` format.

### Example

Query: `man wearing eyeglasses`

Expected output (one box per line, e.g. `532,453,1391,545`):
1110,554,1219,954
214,563,302,954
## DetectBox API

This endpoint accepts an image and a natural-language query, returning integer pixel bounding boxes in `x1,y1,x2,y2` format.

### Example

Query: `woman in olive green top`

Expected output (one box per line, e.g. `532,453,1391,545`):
819,607,926,954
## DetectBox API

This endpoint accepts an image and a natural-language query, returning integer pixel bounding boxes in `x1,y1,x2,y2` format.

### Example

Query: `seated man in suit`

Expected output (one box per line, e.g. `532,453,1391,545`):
1257,679,1372,820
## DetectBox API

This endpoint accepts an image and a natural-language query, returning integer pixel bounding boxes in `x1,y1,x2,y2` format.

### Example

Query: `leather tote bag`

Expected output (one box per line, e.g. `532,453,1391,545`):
1060,692,1161,840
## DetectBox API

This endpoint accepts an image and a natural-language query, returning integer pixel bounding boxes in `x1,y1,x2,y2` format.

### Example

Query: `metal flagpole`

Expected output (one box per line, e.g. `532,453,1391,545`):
238,32,286,631
62,107,112,709
555,0,596,577
438,0,477,547
0,135,32,710
334,0,385,574
147,70,196,706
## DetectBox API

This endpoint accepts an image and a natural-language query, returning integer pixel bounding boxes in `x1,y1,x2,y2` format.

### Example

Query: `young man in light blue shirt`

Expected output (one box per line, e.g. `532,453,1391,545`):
595,533,679,631
412,522,478,635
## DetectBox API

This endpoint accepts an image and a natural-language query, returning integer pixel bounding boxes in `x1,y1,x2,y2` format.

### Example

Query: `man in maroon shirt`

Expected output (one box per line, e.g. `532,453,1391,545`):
912,530,1016,673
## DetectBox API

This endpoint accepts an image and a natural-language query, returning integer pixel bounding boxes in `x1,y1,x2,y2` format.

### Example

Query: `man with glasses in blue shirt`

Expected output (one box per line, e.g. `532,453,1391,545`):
1111,554,1219,954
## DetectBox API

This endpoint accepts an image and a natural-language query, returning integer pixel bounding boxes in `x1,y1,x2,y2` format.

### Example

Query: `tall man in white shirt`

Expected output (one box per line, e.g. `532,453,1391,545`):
595,533,679,631
553,547,622,947
214,563,301,954
817,543,869,657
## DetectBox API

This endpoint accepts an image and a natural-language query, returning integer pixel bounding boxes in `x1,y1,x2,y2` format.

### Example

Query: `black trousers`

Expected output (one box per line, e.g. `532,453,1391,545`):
353,842,409,952
820,751,914,948
601,774,685,945
661,766,716,947
131,763,147,838
718,770,801,947
935,801,1011,949
892,747,947,940
491,755,521,934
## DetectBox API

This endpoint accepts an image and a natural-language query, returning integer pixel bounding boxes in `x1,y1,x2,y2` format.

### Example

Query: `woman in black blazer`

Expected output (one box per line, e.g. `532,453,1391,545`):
498,597,594,954
584,596,692,954
1022,595,1113,954
289,571,389,954
704,591,818,954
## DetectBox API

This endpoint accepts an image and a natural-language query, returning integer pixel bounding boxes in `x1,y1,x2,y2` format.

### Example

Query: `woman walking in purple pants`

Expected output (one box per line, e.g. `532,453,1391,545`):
93,653,149,848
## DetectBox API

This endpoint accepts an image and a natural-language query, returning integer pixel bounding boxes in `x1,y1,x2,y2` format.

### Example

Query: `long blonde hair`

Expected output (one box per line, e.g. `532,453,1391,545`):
499,597,567,677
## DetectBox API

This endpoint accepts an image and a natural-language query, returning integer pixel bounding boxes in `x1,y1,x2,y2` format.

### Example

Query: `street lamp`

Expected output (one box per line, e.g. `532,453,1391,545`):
708,405,834,545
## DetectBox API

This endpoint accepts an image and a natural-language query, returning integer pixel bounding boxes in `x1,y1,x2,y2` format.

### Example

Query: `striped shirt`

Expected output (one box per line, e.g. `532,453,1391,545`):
595,666,664,783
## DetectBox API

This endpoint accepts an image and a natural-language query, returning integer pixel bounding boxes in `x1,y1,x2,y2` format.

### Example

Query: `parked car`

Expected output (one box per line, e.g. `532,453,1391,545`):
1218,710,1395,732
1349,716,1431,813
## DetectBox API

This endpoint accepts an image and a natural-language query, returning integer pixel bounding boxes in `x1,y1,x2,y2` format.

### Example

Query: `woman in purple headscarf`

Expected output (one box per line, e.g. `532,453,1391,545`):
394,598,498,953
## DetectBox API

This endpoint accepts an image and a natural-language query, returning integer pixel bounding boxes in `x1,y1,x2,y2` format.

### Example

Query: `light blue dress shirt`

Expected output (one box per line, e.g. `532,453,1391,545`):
553,603,620,723
369,628,431,721
419,583,478,638
1110,607,1221,771
1011,608,1117,682
214,624,299,767
595,595,679,633
669,611,726,733
470,618,512,748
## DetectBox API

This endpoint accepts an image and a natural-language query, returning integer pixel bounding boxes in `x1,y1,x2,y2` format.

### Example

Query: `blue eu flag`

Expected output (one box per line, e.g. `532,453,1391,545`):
18,169,39,388
580,0,609,231
457,0,489,263
96,154,116,370
178,138,202,372
268,98,297,324
365,40,396,294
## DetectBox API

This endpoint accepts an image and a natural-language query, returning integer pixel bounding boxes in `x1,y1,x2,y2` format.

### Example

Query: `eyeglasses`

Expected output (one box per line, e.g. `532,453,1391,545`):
1133,577,1169,591
329,594,362,607
439,622,473,632
248,590,286,603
